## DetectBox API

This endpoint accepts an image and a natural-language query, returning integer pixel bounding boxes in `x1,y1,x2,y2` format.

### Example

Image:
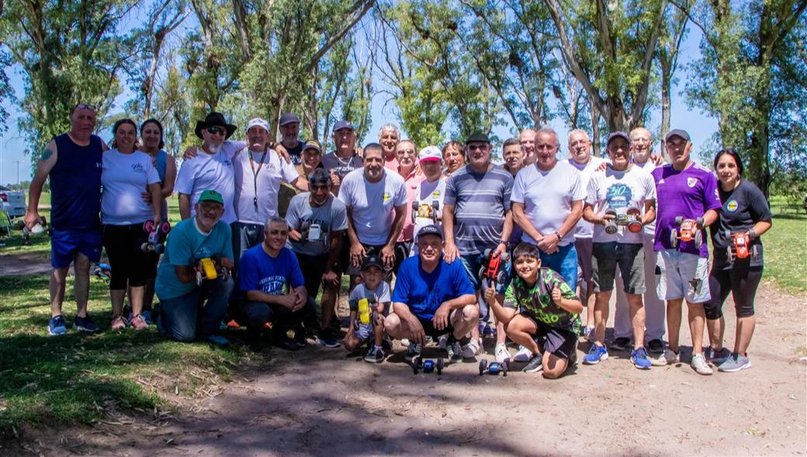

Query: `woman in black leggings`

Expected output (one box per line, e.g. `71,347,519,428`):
705,149,772,372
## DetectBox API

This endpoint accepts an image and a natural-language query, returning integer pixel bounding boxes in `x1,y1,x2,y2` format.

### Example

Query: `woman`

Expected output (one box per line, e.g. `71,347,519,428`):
139,119,177,322
102,119,162,330
705,149,772,372
441,140,465,176
294,140,325,191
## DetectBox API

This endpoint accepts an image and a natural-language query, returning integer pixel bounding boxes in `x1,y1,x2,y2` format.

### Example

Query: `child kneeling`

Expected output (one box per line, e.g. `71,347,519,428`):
343,255,391,363
487,243,583,379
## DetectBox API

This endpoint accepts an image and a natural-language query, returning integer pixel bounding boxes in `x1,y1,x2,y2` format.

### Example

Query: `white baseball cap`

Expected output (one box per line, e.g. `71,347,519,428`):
418,145,442,163
246,117,270,133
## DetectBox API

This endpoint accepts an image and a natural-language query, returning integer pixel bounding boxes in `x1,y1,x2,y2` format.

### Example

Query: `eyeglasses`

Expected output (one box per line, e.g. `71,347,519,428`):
199,203,222,213
206,126,226,136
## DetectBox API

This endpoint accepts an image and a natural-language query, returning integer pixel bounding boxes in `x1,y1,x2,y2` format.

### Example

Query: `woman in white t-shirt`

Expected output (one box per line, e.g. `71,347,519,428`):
101,119,162,331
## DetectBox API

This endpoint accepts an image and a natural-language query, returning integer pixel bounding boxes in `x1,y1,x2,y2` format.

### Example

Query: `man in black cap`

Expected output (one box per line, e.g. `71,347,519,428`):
175,112,239,224
279,112,304,165
386,224,477,361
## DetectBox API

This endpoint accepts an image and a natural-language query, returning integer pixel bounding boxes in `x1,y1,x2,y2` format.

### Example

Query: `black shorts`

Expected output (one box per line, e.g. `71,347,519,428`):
532,319,577,361
102,223,157,290
417,316,454,339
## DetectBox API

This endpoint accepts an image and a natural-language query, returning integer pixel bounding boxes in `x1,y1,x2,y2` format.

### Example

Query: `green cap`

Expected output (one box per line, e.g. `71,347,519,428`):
199,189,224,205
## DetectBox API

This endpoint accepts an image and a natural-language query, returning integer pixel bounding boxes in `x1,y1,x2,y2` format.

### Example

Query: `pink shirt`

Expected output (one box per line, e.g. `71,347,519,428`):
397,168,425,242
384,155,399,171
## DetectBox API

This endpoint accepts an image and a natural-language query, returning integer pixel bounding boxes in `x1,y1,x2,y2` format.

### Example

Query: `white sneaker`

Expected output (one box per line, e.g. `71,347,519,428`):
512,345,532,363
461,338,482,359
401,338,410,348
494,343,510,363
691,353,714,375
651,348,678,366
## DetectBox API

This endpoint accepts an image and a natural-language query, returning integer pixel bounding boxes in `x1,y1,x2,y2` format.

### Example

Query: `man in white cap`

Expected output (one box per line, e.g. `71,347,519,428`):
411,145,447,252
279,112,304,165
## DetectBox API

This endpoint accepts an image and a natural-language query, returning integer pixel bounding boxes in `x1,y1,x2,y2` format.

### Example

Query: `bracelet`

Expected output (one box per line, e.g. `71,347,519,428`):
748,228,757,240
555,232,562,241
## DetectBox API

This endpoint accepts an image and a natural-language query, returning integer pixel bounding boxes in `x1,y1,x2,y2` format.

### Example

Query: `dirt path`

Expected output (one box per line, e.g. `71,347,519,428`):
0,252,51,276
9,280,806,456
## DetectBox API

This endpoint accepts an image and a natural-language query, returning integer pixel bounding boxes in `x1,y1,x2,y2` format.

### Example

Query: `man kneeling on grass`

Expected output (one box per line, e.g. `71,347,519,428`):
486,243,583,378
343,254,392,363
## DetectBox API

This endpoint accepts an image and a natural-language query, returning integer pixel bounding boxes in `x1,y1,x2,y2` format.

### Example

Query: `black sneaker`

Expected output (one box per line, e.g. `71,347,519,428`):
317,328,340,348
73,314,100,333
610,337,631,352
273,334,299,351
364,345,385,363
522,353,544,373
647,338,664,354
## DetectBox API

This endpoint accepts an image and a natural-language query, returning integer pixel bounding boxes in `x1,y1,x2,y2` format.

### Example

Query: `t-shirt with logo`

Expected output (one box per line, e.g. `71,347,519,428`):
175,141,241,224
651,163,722,257
338,168,408,245
101,149,161,225
391,256,475,320
503,268,581,334
568,156,607,239
586,164,656,244
155,218,233,300
238,245,304,295
285,193,348,257
412,177,447,241
322,152,363,182
709,179,772,269
232,147,299,225
511,161,584,247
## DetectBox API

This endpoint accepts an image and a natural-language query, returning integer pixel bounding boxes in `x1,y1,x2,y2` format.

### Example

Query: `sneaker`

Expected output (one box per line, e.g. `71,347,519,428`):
273,334,299,351
401,338,411,347
522,353,543,373
73,314,100,333
437,334,448,349
512,345,533,363
630,347,652,370
207,334,230,347
706,347,731,365
718,353,752,373
481,322,496,337
317,328,340,348
691,353,714,375
405,343,421,361
647,339,664,354
610,337,631,351
110,315,127,330
130,314,149,331
652,348,678,366
461,338,482,359
444,337,462,361
494,343,510,363
48,315,68,336
583,344,609,365
364,345,385,363
292,329,308,349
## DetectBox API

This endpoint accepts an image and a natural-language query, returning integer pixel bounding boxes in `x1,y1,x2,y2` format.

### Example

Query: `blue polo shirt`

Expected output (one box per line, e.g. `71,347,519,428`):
392,255,475,319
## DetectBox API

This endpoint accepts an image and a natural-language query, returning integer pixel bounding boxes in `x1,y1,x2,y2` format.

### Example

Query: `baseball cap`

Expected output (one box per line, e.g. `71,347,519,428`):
465,132,491,144
361,254,384,271
417,224,443,240
279,112,300,126
333,120,355,132
302,139,322,154
246,117,270,133
606,131,630,146
199,189,224,205
665,129,691,143
419,146,442,163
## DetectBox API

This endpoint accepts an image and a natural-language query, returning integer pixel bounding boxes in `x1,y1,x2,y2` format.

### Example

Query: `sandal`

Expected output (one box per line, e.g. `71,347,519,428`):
130,314,148,330
110,315,127,330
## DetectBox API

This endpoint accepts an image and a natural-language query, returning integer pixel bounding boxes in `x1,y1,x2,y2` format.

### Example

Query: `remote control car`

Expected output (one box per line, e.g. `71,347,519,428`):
478,358,508,376
603,208,642,234
479,249,510,285
726,230,751,261
412,355,445,375
412,200,441,223
141,219,171,253
670,216,704,248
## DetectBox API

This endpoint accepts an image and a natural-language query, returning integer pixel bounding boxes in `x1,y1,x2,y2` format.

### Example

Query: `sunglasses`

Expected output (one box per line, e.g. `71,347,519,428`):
206,126,226,136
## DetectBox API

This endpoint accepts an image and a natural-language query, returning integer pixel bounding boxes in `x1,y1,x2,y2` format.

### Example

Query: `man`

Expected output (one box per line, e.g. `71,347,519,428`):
565,129,607,339
231,117,300,264
511,127,584,287
379,124,400,170
385,225,477,360
286,168,348,347
155,190,234,345
652,129,722,375
279,112,304,165
412,146,447,244
443,132,513,358
502,138,525,177
394,139,425,271
25,103,106,335
611,127,667,354
239,217,311,351
581,132,656,369
338,143,408,285
295,140,325,191
322,120,363,194
175,112,239,225
519,128,537,165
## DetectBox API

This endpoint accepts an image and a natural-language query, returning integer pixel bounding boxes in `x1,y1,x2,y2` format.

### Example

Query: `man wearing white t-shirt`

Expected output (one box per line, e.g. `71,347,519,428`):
582,131,656,369
512,127,585,287
175,112,239,225
411,146,447,254
566,129,607,338
339,143,408,286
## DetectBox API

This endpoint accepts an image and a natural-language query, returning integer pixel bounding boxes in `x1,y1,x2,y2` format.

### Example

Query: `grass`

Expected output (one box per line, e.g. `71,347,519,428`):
763,197,807,294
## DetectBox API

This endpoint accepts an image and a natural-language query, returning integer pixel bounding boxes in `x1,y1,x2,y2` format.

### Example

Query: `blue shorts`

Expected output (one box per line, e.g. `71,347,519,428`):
51,229,102,269
459,254,484,290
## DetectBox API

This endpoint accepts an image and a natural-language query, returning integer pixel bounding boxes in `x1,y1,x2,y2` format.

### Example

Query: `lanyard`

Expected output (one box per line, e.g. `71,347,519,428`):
248,148,268,210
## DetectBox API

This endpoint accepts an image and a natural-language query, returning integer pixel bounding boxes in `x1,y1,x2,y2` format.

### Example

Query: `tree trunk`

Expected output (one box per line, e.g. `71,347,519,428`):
591,103,601,157
660,54,671,139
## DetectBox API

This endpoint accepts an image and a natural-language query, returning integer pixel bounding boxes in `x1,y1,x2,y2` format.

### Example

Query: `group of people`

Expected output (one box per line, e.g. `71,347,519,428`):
25,103,771,379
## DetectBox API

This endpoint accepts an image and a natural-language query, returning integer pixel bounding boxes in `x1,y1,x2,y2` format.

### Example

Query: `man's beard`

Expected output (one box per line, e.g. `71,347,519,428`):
206,142,222,153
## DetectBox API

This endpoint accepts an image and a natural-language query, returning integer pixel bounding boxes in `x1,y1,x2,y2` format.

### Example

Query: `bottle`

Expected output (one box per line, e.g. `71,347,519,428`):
358,298,370,325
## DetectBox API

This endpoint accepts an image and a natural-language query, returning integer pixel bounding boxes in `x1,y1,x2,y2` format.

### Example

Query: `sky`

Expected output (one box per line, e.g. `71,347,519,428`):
0,19,718,187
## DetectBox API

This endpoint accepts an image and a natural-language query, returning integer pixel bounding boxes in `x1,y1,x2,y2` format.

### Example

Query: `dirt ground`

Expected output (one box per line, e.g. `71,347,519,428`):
2,252,806,456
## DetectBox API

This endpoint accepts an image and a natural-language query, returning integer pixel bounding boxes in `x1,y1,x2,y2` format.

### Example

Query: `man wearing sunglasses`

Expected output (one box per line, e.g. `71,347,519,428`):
25,103,108,336
175,112,239,225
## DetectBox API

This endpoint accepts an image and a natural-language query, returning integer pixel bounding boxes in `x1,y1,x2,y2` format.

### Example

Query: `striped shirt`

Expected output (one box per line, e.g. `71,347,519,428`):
444,164,513,255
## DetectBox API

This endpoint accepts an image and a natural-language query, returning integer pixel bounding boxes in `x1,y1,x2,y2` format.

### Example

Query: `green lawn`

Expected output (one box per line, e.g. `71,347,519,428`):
763,197,807,293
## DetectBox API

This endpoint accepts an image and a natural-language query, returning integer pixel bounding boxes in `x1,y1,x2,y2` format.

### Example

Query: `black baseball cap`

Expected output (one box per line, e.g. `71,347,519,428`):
417,224,443,240
361,254,384,271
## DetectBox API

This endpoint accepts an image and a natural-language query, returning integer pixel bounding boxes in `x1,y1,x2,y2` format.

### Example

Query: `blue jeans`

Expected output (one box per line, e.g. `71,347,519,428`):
540,243,578,288
158,277,234,342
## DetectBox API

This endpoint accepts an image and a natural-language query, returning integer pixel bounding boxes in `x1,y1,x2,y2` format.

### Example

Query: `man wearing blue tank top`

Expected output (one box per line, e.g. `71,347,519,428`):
25,103,107,336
